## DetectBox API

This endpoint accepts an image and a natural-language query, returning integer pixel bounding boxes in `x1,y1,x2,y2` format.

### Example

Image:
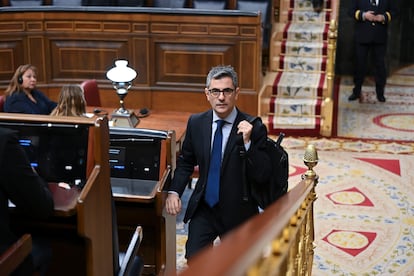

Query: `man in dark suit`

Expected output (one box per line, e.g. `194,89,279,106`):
165,65,271,261
0,127,54,275
348,0,398,102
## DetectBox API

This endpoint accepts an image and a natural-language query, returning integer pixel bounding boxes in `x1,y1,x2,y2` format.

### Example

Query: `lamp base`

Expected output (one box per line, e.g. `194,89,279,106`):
110,110,139,128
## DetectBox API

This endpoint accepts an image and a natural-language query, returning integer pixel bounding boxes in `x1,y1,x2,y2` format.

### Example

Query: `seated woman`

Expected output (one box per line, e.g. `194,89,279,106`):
4,64,57,115
50,84,87,117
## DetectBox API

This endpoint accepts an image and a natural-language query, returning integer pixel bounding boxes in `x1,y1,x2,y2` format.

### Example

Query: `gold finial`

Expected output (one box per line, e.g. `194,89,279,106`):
303,144,318,179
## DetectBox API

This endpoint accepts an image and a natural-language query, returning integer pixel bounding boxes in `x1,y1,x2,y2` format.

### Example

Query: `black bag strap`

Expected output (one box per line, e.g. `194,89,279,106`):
239,116,259,203
275,132,285,146
239,142,249,202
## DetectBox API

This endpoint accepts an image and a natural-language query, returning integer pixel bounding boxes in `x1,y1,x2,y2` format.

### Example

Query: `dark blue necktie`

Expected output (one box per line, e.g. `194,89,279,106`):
205,119,225,207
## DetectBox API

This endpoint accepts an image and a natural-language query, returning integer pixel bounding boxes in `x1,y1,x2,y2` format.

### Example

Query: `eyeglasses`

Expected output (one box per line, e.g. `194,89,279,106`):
208,88,234,97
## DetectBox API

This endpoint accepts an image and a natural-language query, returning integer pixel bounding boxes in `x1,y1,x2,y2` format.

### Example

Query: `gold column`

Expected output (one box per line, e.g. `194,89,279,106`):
320,19,338,137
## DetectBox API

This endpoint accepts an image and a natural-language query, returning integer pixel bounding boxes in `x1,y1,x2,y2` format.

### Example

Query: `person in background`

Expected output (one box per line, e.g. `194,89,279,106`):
165,65,271,262
0,127,54,275
4,64,57,114
348,0,399,102
312,0,324,13
50,84,87,117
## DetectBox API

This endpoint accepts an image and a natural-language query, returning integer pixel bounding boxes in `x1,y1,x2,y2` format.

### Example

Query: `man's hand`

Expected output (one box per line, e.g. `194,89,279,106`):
374,14,385,23
165,193,182,215
364,11,376,22
237,120,253,145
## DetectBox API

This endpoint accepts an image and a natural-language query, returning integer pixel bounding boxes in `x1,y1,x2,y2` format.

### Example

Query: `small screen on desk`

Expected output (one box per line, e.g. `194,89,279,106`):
109,137,161,180
109,146,126,170
109,128,168,181
0,121,89,186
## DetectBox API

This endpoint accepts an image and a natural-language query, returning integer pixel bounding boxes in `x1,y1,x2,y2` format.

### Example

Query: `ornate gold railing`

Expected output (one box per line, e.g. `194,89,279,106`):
176,145,319,276
320,0,340,136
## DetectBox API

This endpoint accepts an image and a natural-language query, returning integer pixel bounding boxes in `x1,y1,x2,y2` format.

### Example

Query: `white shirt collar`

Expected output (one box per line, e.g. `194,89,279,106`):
212,107,237,124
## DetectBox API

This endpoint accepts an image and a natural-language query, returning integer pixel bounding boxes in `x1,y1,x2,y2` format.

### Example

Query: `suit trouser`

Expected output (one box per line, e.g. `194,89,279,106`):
185,201,226,260
353,41,387,95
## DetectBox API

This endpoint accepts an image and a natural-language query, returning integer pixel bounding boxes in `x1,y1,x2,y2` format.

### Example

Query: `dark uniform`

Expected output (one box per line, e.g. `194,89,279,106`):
348,0,399,102
312,0,324,13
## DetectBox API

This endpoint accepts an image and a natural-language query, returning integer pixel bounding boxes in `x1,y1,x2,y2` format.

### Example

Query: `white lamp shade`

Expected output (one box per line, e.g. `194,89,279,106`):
106,60,137,82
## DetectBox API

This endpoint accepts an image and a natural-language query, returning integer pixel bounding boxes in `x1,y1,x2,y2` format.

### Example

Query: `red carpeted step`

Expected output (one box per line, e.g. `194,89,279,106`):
289,0,331,10
280,40,328,57
267,96,322,136
282,22,329,42
277,55,327,72
272,71,326,98
265,114,321,136
288,10,331,23
269,96,322,114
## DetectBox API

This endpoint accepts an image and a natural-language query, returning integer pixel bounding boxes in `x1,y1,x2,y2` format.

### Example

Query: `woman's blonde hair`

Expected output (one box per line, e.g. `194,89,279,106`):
5,64,37,96
50,84,87,117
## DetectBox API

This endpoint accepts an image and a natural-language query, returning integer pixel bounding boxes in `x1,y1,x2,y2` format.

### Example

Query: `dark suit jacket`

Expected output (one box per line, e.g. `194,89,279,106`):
170,109,271,230
348,0,398,44
0,127,54,254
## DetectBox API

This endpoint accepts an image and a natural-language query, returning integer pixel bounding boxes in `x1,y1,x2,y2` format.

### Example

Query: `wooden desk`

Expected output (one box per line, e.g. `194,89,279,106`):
3,114,114,276
90,108,189,139
6,110,190,276
98,109,191,276
134,110,189,142
47,183,80,216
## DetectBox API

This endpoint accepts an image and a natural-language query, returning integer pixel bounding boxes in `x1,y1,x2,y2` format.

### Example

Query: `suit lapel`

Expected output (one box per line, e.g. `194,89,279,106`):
203,110,214,165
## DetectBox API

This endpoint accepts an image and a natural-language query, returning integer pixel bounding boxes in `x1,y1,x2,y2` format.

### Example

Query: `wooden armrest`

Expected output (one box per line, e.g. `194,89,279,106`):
0,234,32,275
118,226,143,276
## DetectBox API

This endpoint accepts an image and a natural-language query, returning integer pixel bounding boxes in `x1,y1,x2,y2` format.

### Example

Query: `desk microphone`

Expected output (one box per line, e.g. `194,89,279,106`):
138,107,150,118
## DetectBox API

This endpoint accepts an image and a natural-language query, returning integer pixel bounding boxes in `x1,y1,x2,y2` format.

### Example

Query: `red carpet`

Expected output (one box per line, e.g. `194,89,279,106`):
356,158,401,176
265,0,330,136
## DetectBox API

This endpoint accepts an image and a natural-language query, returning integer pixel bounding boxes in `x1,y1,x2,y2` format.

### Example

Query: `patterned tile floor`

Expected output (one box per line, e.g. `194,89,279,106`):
337,76,414,141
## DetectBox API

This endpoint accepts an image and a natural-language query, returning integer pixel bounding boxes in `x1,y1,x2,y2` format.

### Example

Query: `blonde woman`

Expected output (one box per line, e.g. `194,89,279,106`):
50,84,87,117
4,64,57,114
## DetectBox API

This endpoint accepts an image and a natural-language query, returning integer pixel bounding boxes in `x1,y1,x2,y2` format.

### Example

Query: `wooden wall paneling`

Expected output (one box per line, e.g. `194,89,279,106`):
48,36,130,82
0,21,25,32
0,9,262,115
131,37,149,86
0,22,26,85
151,90,210,113
234,91,257,115
0,37,25,84
115,88,152,112
239,41,260,91
152,39,236,88
27,36,46,83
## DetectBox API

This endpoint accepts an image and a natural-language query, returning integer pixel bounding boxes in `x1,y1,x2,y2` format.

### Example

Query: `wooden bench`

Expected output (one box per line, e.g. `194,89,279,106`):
0,234,32,275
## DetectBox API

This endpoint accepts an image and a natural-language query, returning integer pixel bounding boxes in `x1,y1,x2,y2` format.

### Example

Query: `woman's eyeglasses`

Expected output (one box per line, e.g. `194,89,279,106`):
208,88,234,97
